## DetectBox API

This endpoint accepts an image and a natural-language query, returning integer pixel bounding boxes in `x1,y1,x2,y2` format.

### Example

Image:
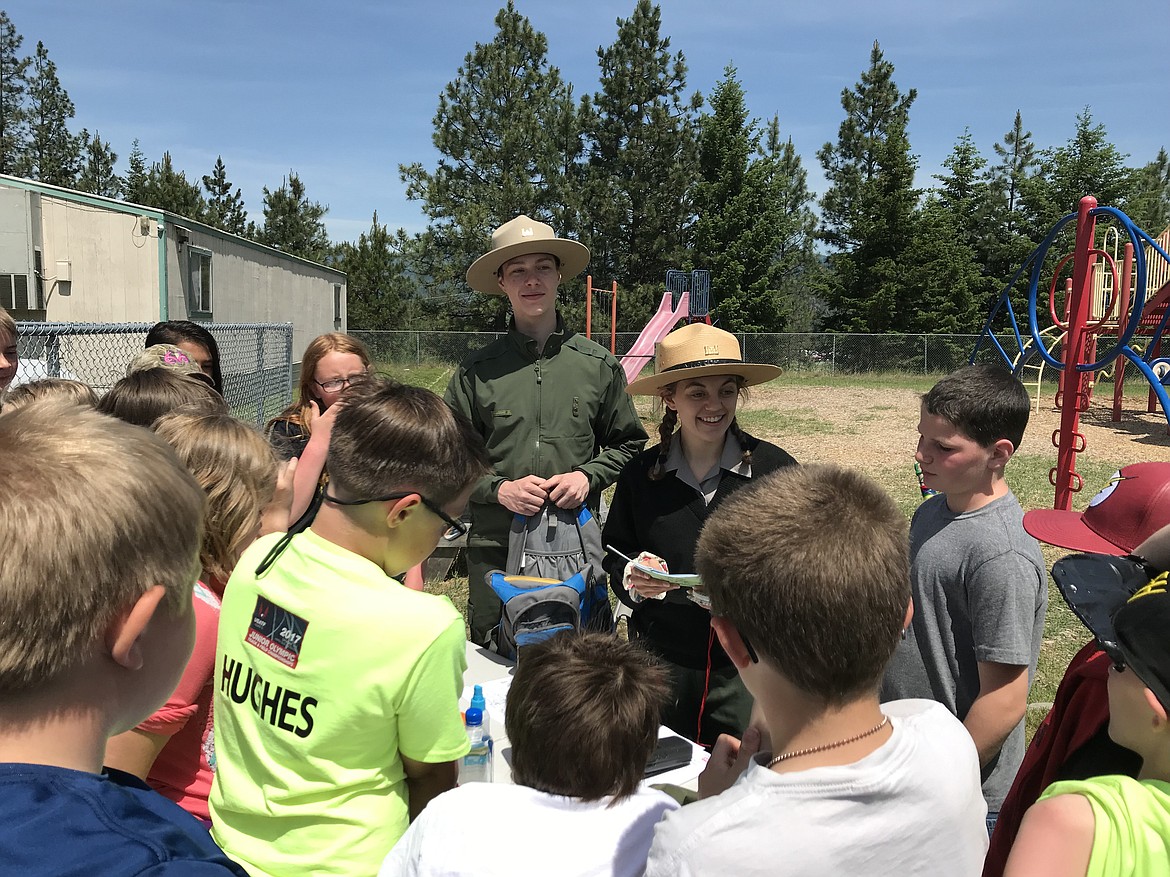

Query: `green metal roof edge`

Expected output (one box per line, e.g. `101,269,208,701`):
0,173,346,280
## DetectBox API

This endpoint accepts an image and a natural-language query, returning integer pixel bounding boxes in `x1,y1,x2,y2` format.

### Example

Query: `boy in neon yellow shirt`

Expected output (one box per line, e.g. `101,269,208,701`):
209,379,490,877
1006,555,1170,876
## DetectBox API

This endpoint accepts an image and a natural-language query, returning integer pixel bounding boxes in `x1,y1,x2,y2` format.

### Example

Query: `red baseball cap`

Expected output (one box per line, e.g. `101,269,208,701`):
1023,462,1170,554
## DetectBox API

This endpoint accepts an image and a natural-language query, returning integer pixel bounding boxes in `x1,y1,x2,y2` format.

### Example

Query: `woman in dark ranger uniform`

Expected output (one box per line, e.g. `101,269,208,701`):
603,323,796,746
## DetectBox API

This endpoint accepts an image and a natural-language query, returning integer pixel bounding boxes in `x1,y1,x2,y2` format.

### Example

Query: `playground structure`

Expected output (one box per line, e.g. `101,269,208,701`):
974,196,1170,511
586,270,713,385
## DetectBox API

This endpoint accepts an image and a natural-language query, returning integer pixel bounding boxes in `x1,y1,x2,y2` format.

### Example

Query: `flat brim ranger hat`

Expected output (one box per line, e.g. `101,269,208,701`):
625,323,782,396
465,214,590,295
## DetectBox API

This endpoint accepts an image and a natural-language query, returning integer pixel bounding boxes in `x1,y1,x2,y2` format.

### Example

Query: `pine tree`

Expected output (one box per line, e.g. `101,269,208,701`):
900,198,983,333
202,155,248,235
76,131,122,198
399,1,578,329
22,40,82,187
925,131,1000,329
0,11,28,176
140,152,207,220
1022,108,1133,233
817,41,919,331
124,139,147,203
691,66,762,327
980,113,1041,313
690,68,818,331
259,171,329,263
334,211,416,330
580,0,701,287
1127,148,1170,235
991,111,1036,229
763,117,825,332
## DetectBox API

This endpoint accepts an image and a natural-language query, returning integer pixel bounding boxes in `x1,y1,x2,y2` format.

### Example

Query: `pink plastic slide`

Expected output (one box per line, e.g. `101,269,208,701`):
620,291,690,384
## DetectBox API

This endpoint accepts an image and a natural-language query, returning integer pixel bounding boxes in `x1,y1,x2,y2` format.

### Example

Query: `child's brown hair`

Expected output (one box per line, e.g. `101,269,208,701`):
327,377,489,505
0,305,15,345
697,464,910,705
506,631,668,801
923,364,1031,450
96,369,228,428
0,403,205,697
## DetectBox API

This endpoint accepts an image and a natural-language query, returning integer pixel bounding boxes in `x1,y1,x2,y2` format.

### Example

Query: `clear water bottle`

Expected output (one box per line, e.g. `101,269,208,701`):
460,707,493,784
470,684,489,736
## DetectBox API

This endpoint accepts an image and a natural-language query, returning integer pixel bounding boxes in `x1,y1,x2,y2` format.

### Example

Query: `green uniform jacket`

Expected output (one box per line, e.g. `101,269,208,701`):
444,315,648,549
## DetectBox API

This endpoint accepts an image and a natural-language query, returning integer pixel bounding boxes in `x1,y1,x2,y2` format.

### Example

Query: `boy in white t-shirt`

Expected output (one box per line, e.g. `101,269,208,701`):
646,464,988,876
381,631,679,877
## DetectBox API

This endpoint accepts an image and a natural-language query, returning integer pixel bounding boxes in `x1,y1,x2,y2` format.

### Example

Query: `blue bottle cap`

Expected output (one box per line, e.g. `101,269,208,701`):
465,707,483,727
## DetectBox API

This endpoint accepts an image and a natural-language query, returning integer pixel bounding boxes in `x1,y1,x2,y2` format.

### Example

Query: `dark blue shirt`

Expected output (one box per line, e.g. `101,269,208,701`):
0,763,247,875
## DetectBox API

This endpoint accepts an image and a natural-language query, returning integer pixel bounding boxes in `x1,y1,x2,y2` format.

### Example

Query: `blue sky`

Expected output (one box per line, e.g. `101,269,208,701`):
12,0,1169,242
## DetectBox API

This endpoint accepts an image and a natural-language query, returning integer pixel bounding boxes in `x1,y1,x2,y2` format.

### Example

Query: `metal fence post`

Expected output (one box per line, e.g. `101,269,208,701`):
416,331,421,364
923,334,928,374
831,335,837,375
253,327,265,428
47,333,60,377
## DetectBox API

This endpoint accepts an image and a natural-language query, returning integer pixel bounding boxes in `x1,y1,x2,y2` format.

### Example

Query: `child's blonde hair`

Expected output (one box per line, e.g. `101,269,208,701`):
154,412,278,585
0,403,205,697
1,378,98,414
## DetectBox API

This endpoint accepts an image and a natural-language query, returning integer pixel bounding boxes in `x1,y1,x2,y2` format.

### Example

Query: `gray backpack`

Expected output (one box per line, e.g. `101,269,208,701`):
486,503,613,659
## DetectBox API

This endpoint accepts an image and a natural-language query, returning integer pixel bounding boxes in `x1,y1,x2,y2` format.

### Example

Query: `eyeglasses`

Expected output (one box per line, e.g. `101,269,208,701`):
254,487,467,579
314,374,365,393
324,491,468,538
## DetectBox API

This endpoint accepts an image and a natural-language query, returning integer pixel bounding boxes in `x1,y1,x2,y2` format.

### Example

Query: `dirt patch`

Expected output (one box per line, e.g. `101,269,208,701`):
735,385,1170,471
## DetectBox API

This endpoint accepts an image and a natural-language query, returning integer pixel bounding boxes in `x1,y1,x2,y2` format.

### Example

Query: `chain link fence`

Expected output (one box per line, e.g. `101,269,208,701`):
13,322,294,427
352,330,1033,379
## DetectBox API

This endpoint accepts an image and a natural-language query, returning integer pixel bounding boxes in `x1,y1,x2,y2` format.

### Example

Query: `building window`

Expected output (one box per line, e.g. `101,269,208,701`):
0,273,42,313
333,283,342,329
189,248,212,314
33,249,45,308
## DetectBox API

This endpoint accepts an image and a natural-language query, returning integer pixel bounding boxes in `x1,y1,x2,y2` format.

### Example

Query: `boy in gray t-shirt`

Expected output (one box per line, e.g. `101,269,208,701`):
881,365,1046,825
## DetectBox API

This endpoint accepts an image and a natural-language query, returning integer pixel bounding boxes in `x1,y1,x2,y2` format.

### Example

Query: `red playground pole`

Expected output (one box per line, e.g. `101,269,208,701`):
585,275,593,338
609,281,617,354
1052,196,1098,510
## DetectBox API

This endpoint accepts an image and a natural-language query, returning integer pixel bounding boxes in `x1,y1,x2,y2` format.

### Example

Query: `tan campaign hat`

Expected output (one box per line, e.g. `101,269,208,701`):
465,214,590,295
626,323,782,395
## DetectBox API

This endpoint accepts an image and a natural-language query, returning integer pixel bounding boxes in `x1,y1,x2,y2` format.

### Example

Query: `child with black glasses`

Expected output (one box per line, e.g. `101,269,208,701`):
210,377,490,877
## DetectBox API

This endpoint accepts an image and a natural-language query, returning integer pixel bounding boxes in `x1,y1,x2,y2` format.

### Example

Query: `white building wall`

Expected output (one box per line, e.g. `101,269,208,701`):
39,195,160,322
165,221,345,361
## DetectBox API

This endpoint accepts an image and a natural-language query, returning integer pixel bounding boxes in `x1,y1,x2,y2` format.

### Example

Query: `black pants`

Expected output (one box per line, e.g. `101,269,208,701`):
464,545,507,648
632,630,754,747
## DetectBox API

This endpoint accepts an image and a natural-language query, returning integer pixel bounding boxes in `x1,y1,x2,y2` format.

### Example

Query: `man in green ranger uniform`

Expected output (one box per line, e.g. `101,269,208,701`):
445,215,648,646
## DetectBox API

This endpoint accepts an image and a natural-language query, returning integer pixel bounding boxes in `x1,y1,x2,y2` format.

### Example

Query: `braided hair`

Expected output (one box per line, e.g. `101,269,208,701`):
647,406,678,481
726,417,754,469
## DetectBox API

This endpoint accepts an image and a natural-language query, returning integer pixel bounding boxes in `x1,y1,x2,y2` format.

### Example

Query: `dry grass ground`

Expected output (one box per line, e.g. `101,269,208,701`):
388,361,1170,738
